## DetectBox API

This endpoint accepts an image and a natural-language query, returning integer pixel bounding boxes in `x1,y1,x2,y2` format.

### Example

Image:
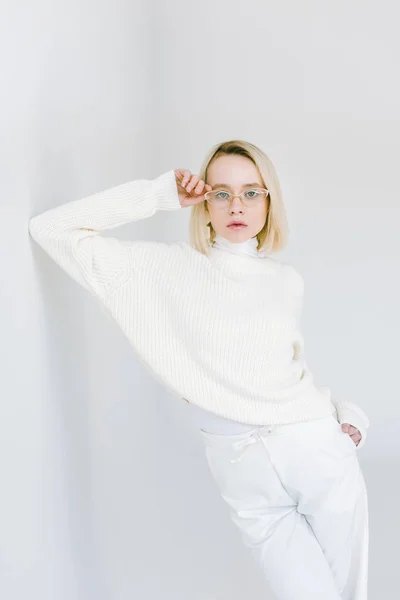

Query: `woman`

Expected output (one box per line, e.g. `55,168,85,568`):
29,139,370,599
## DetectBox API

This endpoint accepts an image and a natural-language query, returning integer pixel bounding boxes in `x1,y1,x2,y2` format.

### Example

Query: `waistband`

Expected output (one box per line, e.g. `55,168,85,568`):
200,414,341,463
200,413,339,448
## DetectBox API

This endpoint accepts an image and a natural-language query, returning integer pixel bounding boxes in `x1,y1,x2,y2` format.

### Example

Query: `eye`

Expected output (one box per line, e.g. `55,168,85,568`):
245,189,260,198
215,191,230,199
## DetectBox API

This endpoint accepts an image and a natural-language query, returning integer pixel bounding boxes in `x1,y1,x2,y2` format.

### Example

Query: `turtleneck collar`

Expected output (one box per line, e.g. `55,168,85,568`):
210,233,267,258
206,233,277,276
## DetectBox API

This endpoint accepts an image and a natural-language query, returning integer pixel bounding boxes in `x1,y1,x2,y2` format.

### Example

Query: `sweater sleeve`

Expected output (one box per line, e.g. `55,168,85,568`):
28,169,182,300
330,394,370,450
318,385,370,450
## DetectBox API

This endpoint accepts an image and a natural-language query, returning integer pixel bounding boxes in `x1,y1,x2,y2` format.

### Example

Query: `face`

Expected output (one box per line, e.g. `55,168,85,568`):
205,154,268,243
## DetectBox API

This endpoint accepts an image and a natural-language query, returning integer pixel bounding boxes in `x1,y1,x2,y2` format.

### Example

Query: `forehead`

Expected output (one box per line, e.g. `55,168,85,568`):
207,154,263,187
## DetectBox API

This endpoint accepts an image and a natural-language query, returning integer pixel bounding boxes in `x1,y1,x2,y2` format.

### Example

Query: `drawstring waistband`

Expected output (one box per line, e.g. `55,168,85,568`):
230,425,278,463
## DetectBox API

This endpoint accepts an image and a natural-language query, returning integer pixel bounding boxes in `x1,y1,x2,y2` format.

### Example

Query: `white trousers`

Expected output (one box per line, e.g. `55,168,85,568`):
200,414,369,600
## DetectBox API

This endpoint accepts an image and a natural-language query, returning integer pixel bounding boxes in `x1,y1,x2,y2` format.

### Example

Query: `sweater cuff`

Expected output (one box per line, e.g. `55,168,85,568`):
151,170,182,211
335,402,370,451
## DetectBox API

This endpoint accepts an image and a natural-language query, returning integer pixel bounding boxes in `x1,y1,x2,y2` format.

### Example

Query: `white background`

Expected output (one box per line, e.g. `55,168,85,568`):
1,1,399,598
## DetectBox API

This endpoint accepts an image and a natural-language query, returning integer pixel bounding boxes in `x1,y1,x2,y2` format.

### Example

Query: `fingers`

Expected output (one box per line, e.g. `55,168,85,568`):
179,171,209,195
341,423,356,434
180,170,191,188
193,180,205,195
186,175,199,193
341,423,362,446
175,170,212,207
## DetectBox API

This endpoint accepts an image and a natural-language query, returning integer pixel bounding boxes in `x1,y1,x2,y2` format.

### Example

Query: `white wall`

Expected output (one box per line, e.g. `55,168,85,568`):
1,1,399,598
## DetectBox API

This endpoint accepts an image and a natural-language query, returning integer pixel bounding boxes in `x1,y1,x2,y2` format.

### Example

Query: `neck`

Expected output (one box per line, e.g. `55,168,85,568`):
211,233,264,258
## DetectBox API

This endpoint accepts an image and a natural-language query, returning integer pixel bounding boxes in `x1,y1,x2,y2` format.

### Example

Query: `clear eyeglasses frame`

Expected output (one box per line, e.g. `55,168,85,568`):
203,188,270,208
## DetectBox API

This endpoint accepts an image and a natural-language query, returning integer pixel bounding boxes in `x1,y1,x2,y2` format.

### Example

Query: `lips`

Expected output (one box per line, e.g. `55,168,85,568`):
227,222,247,228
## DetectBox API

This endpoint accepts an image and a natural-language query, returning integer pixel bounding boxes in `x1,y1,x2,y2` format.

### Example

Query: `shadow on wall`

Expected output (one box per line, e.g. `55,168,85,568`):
29,147,110,599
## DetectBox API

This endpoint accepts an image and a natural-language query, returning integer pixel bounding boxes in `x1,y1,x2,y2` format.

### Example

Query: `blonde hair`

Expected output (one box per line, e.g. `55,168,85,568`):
189,139,289,256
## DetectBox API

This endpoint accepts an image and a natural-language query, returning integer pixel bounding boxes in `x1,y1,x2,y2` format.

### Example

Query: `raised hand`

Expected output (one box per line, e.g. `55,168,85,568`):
174,169,212,207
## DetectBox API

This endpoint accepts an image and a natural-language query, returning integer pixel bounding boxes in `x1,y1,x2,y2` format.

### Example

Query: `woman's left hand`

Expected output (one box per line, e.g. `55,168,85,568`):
341,423,362,447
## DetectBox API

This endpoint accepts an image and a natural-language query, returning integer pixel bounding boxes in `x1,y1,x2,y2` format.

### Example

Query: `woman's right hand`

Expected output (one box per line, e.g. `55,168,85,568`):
174,169,212,207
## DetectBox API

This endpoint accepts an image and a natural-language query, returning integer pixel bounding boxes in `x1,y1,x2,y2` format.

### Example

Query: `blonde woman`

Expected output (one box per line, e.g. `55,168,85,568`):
29,140,369,600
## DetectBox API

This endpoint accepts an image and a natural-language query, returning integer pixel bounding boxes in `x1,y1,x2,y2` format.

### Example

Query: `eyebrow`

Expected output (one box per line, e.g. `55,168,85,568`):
211,182,263,189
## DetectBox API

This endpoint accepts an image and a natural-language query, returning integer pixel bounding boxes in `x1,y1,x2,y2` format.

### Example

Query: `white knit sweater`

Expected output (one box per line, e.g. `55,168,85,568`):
28,169,370,449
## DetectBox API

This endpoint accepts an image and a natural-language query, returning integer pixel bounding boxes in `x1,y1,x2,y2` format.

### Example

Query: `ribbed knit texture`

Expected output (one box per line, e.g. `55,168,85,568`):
29,169,370,449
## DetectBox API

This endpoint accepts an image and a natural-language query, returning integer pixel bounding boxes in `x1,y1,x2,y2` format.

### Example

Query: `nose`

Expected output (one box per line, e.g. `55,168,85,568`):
229,196,245,214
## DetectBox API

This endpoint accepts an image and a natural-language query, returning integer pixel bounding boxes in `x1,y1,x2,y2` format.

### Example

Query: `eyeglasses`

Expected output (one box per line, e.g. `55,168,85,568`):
204,188,269,208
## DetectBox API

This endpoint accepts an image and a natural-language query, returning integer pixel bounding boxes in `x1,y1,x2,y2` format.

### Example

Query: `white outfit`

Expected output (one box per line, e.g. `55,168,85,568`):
28,168,370,597
186,234,370,439
28,169,370,447
192,233,369,598
186,234,273,433
201,414,369,599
